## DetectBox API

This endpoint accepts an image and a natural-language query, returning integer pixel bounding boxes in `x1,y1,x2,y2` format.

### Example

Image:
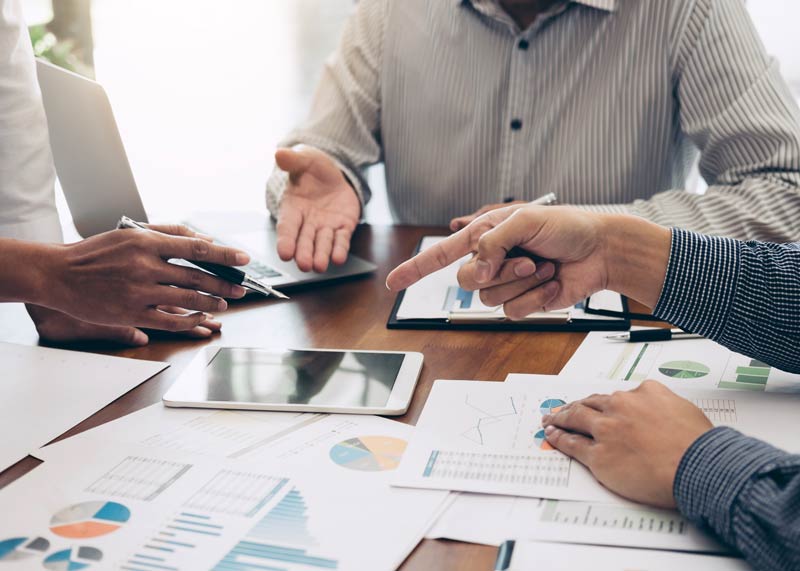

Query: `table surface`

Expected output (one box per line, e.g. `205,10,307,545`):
0,224,593,571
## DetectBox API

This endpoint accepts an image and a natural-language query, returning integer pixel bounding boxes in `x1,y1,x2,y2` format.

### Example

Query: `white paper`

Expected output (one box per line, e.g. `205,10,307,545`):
35,402,316,462
395,236,621,321
30,412,449,571
427,492,725,553
392,379,620,502
395,378,800,503
504,541,750,571
556,331,800,392
0,342,167,472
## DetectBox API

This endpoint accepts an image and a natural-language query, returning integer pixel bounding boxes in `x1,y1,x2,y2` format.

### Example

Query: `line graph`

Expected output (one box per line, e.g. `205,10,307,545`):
460,395,520,445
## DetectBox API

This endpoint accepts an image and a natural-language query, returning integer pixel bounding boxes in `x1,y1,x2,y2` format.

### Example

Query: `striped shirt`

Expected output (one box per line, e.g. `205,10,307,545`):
266,0,800,242
654,229,800,571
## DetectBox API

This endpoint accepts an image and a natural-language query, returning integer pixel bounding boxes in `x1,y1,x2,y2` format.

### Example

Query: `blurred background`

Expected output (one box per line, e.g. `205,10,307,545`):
22,0,800,229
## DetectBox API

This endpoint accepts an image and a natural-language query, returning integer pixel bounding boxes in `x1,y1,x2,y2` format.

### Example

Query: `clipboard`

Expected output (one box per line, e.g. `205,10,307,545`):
387,237,630,332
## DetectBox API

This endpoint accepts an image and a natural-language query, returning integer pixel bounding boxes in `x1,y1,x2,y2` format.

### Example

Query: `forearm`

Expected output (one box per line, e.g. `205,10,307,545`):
602,214,672,309
654,230,800,373
0,239,58,304
675,427,800,571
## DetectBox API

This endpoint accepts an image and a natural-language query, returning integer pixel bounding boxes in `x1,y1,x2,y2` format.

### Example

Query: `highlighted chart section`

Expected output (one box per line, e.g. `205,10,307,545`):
50,501,130,539
533,429,554,451
658,360,710,379
539,399,567,415
719,359,771,391
43,546,102,570
329,436,407,472
0,536,49,561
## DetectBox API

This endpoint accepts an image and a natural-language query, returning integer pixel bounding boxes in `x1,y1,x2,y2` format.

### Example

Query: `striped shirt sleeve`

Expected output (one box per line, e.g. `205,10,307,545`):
590,0,800,242
674,426,800,571
265,0,385,218
653,228,800,373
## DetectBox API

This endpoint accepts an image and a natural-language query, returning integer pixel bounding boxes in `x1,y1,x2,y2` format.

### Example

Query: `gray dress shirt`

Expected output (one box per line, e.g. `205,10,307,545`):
267,0,800,241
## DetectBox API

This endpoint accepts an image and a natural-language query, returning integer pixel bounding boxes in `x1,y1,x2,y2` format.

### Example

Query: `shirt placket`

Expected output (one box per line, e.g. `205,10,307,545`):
499,30,535,204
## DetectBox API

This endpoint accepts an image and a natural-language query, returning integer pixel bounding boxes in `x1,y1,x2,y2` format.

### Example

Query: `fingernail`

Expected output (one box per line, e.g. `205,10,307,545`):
235,252,250,265
197,327,212,337
217,299,228,311
232,285,247,297
132,330,149,345
514,261,536,278
544,425,556,435
535,262,555,280
475,260,491,283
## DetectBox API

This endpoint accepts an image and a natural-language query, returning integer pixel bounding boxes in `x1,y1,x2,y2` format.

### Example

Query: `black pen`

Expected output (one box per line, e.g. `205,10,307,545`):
117,216,289,299
606,328,702,342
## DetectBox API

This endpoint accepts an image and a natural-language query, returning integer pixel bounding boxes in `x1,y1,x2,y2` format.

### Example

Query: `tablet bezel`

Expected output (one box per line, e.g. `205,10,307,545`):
162,346,423,415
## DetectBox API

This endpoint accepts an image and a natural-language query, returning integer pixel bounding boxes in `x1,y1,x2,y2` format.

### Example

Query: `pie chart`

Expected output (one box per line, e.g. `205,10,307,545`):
534,429,555,451
43,546,102,570
329,436,407,471
50,501,130,539
539,398,567,415
658,360,710,379
0,536,49,561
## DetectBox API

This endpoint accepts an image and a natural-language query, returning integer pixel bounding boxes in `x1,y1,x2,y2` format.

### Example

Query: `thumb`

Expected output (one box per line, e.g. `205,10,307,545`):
474,210,534,284
275,148,315,176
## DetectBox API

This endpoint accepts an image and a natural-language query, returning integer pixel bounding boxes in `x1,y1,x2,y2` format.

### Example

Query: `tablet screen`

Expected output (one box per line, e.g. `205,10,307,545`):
201,348,404,407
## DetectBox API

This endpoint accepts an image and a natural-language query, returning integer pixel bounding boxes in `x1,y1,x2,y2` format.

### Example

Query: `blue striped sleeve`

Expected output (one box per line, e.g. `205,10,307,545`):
653,228,800,373
674,427,800,571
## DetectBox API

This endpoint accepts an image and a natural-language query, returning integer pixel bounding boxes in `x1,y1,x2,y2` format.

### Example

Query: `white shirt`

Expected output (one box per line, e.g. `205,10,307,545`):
0,0,62,242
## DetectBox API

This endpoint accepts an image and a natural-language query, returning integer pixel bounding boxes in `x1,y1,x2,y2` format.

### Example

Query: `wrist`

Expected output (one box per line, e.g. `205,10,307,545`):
601,215,671,308
0,240,62,305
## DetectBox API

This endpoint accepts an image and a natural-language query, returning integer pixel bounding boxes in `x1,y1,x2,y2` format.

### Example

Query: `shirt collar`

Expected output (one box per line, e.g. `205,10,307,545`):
456,0,619,13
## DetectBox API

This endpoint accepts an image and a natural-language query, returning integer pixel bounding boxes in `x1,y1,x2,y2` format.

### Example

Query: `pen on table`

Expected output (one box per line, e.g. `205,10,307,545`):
605,328,702,342
116,216,289,300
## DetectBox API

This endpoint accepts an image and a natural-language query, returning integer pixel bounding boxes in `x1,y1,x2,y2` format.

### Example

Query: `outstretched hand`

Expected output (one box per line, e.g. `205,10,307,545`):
274,147,361,273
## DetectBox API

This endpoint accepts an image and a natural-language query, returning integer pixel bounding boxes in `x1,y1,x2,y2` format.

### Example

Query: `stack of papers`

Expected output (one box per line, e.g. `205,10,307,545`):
412,330,800,569
0,405,449,570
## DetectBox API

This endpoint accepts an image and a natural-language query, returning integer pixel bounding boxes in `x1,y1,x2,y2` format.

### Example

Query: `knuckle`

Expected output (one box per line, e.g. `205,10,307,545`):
185,268,204,289
190,238,210,259
182,290,201,308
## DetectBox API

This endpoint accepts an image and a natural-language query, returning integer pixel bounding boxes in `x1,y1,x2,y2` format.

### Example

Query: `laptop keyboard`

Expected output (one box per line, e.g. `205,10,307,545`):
246,260,282,279
183,223,283,280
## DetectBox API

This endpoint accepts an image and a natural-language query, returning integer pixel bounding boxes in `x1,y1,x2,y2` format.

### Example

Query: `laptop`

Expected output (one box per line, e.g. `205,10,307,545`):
35,58,376,289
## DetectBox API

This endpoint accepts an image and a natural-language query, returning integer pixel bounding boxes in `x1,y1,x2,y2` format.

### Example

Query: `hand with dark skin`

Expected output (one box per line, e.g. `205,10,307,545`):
542,381,714,507
1,224,251,346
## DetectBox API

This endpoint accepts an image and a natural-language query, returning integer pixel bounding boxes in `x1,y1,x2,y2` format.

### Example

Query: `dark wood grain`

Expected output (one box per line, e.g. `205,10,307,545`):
0,224,599,570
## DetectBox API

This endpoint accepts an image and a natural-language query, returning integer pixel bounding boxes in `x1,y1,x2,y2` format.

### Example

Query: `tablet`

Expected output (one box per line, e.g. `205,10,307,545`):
163,347,424,415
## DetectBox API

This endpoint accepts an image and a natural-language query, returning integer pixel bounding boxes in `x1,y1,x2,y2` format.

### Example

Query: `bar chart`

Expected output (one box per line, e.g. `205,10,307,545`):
213,487,339,570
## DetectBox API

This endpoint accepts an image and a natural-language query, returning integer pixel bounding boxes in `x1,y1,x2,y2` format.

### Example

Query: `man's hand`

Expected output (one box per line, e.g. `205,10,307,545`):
449,200,527,232
37,224,250,333
387,206,610,317
274,146,361,273
387,205,672,317
542,381,713,508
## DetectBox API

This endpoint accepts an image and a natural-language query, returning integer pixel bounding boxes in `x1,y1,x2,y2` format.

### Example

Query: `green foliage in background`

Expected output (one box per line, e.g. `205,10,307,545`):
29,24,92,76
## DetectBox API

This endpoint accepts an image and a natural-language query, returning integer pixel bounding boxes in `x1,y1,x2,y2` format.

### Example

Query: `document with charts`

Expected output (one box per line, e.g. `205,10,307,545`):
427,492,726,553
557,331,800,392
26,412,447,571
394,378,800,503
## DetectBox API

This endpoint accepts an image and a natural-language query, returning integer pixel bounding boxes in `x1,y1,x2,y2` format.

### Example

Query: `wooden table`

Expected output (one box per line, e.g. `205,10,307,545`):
0,224,588,570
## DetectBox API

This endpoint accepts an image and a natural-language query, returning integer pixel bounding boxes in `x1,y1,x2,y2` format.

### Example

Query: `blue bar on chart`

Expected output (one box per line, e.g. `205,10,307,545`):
213,487,339,571
123,512,222,571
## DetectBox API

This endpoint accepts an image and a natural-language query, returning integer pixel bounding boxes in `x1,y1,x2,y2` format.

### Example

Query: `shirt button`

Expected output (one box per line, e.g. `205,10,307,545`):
518,39,529,50
510,119,523,131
